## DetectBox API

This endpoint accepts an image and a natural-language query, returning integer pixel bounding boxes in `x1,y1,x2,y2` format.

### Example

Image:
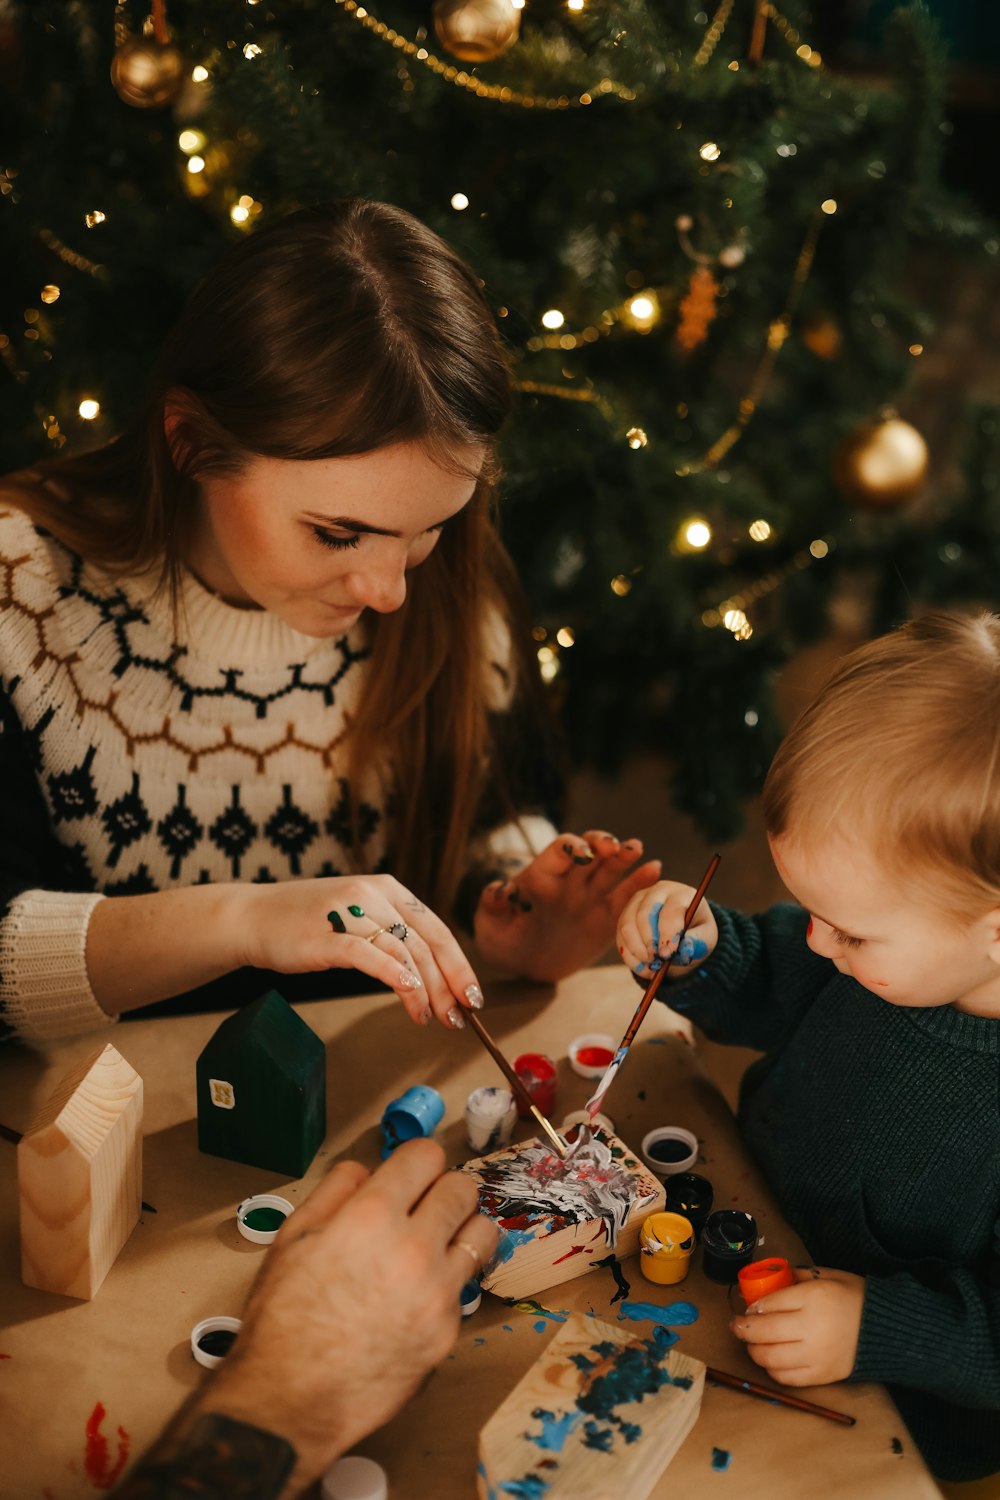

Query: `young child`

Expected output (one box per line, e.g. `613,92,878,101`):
618,611,1000,1493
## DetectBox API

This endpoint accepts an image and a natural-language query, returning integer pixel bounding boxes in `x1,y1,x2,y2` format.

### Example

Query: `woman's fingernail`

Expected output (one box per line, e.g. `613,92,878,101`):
447,1007,466,1029
562,842,575,855
397,968,422,991
465,984,484,1009
572,852,595,865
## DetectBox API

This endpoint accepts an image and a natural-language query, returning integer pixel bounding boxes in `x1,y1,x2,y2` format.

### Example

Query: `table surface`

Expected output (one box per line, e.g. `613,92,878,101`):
0,967,942,1498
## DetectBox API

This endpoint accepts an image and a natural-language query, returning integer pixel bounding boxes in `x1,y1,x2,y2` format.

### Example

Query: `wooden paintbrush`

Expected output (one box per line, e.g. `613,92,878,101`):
705,1366,856,1426
464,1008,569,1159
586,851,721,1118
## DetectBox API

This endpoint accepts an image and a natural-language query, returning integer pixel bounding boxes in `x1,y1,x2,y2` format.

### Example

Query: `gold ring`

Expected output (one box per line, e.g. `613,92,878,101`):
454,1239,481,1270
366,926,387,944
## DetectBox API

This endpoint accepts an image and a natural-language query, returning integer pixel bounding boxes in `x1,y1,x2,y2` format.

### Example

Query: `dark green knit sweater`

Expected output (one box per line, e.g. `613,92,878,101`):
666,900,1000,1482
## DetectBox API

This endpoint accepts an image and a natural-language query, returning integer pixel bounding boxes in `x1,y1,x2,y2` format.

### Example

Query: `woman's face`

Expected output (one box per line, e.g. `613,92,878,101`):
187,440,485,637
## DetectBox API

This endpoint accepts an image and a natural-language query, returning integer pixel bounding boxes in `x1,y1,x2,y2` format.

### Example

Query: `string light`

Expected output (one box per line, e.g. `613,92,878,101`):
78,398,100,420
821,198,837,215
191,64,209,82
178,129,205,153
230,203,251,225
450,192,469,210
704,537,834,633
610,575,632,596
84,210,106,228
699,142,722,162
242,42,262,58
556,627,575,647
40,285,60,304
541,309,565,330
187,156,206,174
626,427,648,449
748,519,772,541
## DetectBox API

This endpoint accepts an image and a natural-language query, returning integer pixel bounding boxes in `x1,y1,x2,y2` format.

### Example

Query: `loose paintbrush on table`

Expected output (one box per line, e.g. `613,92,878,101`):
463,1007,569,1159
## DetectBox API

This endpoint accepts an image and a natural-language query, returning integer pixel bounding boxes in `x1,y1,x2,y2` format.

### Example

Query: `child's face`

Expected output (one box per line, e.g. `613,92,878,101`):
769,833,1000,1016
186,440,484,638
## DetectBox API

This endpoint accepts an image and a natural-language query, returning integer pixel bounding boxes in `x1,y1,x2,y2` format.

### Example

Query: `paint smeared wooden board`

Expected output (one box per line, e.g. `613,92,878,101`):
18,1042,142,1300
460,1126,664,1300
477,1311,704,1500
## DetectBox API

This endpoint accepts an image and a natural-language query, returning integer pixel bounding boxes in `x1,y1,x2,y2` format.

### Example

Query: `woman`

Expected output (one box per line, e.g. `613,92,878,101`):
0,199,659,1042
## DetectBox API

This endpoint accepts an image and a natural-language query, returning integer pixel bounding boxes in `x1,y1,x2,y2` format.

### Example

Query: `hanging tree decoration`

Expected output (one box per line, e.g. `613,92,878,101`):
675,267,720,353
111,0,186,109
834,412,929,510
431,0,521,64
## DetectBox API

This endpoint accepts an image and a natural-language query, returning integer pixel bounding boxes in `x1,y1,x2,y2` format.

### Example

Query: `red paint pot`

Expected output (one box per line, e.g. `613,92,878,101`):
513,1052,558,1118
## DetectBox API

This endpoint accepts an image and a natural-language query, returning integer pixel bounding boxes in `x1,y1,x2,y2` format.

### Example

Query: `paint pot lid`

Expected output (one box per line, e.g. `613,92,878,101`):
567,1033,616,1079
737,1256,795,1303
321,1454,389,1500
640,1126,699,1177
191,1315,241,1369
236,1193,295,1244
460,1278,482,1316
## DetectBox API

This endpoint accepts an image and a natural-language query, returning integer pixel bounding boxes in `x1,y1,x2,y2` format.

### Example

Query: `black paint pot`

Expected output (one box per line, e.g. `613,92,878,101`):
701,1209,758,1285
665,1172,715,1239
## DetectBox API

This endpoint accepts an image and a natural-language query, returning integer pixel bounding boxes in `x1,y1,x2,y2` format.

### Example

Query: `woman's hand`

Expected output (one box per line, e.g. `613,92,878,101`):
237,876,483,1029
617,878,718,980
729,1267,865,1386
473,831,661,982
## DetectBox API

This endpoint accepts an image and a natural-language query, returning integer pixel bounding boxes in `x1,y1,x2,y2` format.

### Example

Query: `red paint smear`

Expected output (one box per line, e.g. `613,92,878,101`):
84,1402,130,1490
0,1353,11,1359
553,1244,592,1264
576,1045,614,1067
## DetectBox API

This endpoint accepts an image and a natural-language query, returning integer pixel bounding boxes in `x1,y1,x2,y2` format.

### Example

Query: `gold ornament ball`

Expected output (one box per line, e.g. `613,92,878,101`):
834,416,929,509
432,0,521,62
801,313,843,361
111,36,186,108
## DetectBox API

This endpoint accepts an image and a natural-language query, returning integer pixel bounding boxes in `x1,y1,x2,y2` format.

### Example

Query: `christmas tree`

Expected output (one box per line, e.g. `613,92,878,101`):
2,0,997,837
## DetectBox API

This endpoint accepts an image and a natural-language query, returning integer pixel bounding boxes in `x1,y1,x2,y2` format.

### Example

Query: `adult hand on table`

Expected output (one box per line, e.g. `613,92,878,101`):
729,1266,865,1386
473,831,662,982
239,874,484,1028
116,1141,497,1499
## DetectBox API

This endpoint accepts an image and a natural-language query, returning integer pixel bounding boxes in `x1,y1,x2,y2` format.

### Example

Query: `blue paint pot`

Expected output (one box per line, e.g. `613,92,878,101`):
381,1084,446,1155
460,1279,482,1316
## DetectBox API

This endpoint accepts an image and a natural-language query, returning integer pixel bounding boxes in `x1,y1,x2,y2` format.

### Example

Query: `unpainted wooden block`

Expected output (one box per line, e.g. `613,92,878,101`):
460,1125,664,1300
18,1041,143,1300
477,1311,705,1500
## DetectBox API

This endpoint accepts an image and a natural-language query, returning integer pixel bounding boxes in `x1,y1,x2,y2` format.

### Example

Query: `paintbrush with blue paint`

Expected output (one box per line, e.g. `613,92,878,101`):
585,851,721,1119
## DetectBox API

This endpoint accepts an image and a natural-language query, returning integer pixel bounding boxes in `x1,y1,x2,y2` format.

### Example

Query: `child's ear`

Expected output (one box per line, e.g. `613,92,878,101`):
162,390,193,471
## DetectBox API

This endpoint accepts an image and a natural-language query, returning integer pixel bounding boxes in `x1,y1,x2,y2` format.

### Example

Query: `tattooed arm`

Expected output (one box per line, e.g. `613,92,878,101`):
114,1142,497,1499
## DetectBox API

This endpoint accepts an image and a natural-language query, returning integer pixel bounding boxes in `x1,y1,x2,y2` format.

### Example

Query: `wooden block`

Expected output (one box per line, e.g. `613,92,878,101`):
459,1126,664,1300
477,1311,705,1500
18,1042,143,1300
196,989,326,1178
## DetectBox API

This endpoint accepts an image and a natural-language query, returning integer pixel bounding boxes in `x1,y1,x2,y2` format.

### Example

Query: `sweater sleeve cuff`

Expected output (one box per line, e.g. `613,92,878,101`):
0,889,115,1042
852,1272,956,1391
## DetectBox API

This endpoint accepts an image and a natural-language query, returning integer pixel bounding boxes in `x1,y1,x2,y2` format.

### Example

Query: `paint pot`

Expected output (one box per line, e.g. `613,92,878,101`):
190,1315,241,1370
640,1126,699,1178
567,1033,616,1079
639,1211,695,1285
465,1085,517,1154
236,1193,295,1245
460,1278,482,1316
512,1052,557,1119
737,1255,795,1307
561,1108,615,1137
380,1084,445,1158
321,1453,389,1500
702,1209,759,1285
664,1172,714,1240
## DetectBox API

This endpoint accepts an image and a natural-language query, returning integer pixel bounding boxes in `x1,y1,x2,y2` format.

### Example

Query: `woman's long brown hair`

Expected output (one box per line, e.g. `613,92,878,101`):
2,200,538,912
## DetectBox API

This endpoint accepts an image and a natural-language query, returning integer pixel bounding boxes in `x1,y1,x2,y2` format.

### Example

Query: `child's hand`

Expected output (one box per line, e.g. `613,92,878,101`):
617,880,718,981
729,1267,865,1386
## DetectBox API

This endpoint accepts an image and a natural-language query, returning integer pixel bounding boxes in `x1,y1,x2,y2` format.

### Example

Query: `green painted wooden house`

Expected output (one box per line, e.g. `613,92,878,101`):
196,990,326,1177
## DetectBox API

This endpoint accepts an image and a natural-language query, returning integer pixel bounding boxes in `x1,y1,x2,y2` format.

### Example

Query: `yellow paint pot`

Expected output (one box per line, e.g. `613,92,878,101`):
639,1211,695,1285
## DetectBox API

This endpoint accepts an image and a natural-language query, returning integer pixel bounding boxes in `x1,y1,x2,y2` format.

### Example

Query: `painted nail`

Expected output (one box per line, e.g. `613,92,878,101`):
562,842,575,855
572,852,596,865
327,910,347,933
465,984,484,1009
518,900,533,913
397,968,422,991
447,1006,466,1029
347,904,365,918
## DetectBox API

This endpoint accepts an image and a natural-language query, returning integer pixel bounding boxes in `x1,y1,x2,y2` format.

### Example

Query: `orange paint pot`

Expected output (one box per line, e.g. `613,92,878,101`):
737,1255,795,1305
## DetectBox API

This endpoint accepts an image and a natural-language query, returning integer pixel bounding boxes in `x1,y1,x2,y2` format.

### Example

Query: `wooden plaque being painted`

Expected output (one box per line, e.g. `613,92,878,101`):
460,1125,664,1300
477,1311,705,1500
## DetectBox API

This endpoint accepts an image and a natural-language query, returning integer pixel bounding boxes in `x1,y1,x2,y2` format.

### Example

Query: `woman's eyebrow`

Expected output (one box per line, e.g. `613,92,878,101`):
302,511,454,537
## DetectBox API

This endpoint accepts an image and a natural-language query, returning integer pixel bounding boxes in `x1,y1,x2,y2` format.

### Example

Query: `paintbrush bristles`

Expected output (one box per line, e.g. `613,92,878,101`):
464,1007,568,1157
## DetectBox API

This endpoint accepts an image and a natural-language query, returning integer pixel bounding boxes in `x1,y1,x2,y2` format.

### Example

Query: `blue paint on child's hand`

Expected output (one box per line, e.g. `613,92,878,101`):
675,935,708,965
649,901,664,957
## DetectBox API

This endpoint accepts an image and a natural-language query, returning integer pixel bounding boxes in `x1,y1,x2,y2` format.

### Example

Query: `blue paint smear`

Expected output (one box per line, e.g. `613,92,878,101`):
502,1324,514,1333
512,1300,569,1324
619,1419,642,1444
493,1227,535,1265
615,1299,699,1327
475,1336,487,1346
583,1420,614,1452
528,1407,582,1452
498,1477,551,1498
676,935,708,964
476,1461,499,1500
534,1320,549,1333
575,1325,693,1421
712,1447,733,1471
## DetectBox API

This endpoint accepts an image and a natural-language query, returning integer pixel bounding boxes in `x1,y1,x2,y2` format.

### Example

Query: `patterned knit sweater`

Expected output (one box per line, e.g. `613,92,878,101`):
0,506,557,1042
667,900,1000,1482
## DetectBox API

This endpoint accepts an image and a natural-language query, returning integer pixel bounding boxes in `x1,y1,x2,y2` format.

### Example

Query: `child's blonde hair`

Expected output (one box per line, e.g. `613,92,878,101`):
762,611,1000,919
